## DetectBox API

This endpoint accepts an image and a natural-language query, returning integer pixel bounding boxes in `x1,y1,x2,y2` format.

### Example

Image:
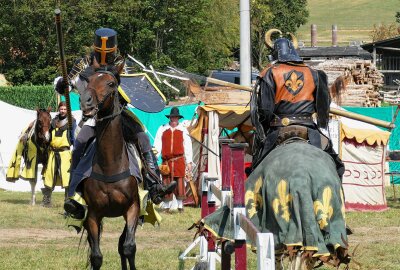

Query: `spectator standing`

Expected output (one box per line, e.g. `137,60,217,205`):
41,101,76,207
154,107,193,213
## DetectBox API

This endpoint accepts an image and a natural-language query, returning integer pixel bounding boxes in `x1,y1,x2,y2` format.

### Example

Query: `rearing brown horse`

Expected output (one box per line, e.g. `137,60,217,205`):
80,61,139,270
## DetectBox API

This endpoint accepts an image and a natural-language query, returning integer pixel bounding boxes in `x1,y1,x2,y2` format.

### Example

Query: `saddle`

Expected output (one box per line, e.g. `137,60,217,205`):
276,125,329,150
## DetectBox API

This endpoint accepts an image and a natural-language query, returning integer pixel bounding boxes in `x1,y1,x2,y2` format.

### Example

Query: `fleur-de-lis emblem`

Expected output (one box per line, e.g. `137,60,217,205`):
313,187,334,229
284,70,304,95
272,180,292,222
245,176,263,218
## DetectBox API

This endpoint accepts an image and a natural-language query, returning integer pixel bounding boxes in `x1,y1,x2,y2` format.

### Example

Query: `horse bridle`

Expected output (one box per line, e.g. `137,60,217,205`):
90,70,122,122
34,110,51,150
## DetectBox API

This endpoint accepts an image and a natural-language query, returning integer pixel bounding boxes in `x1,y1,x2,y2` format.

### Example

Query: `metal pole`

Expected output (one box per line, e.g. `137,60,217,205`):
240,0,251,87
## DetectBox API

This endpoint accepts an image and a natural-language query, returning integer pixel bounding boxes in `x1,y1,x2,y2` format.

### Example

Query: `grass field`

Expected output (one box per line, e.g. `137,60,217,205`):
0,187,400,270
297,0,400,46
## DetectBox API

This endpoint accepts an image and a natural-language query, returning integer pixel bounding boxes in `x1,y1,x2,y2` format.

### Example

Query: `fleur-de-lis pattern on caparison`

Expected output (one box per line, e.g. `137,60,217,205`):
272,179,292,222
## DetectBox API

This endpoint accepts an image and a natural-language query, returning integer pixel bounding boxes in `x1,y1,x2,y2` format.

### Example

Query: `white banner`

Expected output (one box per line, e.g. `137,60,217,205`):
341,140,387,211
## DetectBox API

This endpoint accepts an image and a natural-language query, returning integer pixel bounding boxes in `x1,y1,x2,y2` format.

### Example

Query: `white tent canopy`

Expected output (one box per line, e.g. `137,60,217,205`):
0,100,81,191
334,107,390,211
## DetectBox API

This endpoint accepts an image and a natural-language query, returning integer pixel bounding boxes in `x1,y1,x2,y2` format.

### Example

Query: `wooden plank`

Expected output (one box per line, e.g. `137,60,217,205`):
210,183,222,202
196,91,251,105
238,213,259,246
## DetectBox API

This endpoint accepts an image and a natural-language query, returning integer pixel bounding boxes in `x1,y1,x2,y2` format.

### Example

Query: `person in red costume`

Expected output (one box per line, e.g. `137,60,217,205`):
154,107,193,213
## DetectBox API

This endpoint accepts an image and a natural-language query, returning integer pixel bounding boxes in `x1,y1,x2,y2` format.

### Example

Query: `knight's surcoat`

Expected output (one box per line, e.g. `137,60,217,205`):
6,126,41,181
43,116,74,188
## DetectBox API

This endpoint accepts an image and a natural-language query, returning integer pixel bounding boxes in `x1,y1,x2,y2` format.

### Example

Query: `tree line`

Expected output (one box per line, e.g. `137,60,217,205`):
0,0,308,86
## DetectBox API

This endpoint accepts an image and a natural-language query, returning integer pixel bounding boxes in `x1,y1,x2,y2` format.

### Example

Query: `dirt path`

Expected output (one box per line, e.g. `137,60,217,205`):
0,227,193,250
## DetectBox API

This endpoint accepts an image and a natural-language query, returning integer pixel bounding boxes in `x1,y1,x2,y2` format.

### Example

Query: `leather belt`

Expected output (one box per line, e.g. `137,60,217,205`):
50,146,70,152
163,155,184,162
270,115,314,127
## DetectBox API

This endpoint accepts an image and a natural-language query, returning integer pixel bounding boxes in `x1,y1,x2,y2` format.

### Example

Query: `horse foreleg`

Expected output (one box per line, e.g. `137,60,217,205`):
118,225,128,270
30,180,36,206
86,214,103,270
123,202,140,270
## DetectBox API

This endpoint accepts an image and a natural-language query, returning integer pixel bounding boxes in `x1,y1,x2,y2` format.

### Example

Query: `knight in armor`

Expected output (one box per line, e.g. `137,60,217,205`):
41,102,76,207
250,29,344,178
56,28,176,219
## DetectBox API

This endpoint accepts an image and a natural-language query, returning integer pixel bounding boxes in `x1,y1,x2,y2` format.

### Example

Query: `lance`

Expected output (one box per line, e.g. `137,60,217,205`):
164,69,394,129
54,8,73,131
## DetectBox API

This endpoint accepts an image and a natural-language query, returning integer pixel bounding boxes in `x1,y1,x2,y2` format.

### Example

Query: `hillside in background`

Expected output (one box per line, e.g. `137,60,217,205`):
297,0,399,46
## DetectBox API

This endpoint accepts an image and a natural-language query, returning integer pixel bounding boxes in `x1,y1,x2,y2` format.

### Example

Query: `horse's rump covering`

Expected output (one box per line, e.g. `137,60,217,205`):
6,132,40,182
204,142,348,256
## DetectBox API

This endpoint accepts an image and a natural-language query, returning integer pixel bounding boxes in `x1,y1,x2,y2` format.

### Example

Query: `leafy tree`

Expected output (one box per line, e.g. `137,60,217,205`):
0,0,239,86
0,1,59,85
251,0,309,70
370,23,399,42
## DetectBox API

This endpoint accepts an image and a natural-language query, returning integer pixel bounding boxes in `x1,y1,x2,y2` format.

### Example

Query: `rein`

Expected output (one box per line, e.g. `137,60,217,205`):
88,70,131,183
90,70,122,122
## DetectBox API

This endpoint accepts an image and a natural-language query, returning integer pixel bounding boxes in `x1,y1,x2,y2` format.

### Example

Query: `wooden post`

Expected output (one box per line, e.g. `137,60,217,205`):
201,118,209,219
230,143,248,270
311,24,317,47
332,25,338,47
220,138,234,270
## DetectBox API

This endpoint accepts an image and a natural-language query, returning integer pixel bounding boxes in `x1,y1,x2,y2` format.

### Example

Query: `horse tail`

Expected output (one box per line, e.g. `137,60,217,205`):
330,75,350,105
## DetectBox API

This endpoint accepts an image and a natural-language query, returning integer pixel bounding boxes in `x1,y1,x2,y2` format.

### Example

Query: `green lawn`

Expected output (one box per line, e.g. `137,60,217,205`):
297,0,400,46
0,187,399,269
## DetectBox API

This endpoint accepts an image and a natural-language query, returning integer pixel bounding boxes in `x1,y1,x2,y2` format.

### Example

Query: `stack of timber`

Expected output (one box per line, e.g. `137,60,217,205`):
315,59,384,107
185,80,251,105
379,79,400,104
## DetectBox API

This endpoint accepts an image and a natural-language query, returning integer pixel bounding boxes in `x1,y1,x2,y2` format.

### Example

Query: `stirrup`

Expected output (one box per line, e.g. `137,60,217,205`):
151,195,163,205
160,181,177,196
64,199,85,219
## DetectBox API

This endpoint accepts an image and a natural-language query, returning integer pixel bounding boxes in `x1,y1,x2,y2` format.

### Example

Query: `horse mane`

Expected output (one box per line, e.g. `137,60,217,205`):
330,75,351,105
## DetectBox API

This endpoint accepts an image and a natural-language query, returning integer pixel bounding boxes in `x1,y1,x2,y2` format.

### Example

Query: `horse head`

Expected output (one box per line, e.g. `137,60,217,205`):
35,107,51,145
80,58,125,121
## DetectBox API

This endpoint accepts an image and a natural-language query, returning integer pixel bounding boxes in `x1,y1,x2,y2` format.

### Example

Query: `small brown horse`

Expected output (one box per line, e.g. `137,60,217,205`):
29,108,52,204
79,60,140,270
7,108,52,205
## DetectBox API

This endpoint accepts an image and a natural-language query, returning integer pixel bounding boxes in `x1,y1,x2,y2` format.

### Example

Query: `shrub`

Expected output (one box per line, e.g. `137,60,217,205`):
0,85,58,111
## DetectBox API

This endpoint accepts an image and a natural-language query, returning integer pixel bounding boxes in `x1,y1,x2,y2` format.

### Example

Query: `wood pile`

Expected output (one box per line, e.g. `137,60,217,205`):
314,59,384,107
379,79,400,104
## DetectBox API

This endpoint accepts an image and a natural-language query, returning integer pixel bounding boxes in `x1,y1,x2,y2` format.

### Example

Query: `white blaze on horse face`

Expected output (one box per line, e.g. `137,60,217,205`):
45,130,50,142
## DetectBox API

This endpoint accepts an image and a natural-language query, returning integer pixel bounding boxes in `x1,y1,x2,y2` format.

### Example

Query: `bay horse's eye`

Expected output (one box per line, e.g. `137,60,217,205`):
108,81,116,88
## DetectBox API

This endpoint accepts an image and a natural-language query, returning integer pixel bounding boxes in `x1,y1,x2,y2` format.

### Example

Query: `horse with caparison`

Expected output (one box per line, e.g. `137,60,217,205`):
247,140,351,269
78,60,140,270
6,108,52,205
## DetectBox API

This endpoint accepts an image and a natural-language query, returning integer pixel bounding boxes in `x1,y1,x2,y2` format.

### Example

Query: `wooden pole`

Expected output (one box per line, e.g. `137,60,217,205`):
55,9,73,130
329,107,393,129
200,80,394,129
230,143,248,270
